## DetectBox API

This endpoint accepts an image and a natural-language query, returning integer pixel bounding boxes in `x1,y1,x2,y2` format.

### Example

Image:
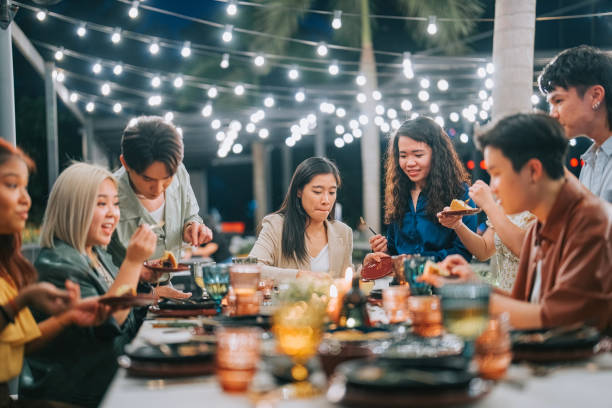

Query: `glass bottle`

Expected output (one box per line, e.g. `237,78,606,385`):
338,277,371,329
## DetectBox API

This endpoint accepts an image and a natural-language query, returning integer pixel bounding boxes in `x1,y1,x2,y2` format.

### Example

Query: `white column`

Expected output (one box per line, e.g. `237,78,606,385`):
44,62,59,189
492,0,537,121
0,24,16,144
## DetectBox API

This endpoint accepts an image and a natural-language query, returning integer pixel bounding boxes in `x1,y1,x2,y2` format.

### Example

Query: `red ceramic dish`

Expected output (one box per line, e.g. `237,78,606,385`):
362,256,393,280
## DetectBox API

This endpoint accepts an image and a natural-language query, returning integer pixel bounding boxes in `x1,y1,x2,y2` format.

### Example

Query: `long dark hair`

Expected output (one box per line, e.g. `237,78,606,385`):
276,157,341,264
384,116,470,224
0,139,37,289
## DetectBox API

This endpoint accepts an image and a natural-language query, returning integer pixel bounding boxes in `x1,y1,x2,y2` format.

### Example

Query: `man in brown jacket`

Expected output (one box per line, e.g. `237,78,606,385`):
424,113,612,330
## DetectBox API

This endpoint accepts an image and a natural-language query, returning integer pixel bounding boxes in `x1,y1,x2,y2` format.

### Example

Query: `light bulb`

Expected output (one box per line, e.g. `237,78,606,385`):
54,48,64,61
101,83,111,96
254,54,265,67
356,74,366,86
113,63,123,76
173,76,184,88
208,87,218,98
227,1,237,16
437,79,449,91
427,16,437,35
76,23,87,37
35,10,47,21
222,25,233,42
128,1,139,19
331,10,342,30
264,96,275,107
113,102,122,113
86,102,95,112
151,76,161,88
149,41,160,55
328,60,339,76
234,84,245,96
220,53,230,69
201,104,213,117
316,42,328,57
181,41,191,58
69,92,78,103
111,28,121,44
92,62,102,74
288,67,299,80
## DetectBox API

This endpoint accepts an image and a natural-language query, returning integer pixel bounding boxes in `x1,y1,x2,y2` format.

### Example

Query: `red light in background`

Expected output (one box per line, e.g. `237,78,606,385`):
570,158,578,168
467,160,475,170
479,160,487,170
580,159,584,167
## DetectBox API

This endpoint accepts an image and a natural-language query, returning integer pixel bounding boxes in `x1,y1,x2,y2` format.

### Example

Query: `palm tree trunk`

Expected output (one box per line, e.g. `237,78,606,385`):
491,0,537,121
359,0,381,233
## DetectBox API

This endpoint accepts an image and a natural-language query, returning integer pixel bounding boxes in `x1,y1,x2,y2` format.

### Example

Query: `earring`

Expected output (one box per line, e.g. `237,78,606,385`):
593,101,601,111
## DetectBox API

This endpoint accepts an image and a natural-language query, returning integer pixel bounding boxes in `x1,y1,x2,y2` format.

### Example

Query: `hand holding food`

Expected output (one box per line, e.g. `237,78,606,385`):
468,180,496,211
437,208,464,230
125,225,157,264
369,234,388,253
449,199,475,211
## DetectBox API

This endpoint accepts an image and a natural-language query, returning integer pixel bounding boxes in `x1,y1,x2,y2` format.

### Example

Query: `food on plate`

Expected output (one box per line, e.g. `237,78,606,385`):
449,199,474,211
423,260,450,277
149,250,179,269
115,284,137,297
361,256,393,280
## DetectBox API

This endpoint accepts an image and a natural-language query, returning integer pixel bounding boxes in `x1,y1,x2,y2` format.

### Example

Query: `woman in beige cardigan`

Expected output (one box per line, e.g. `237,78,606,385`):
249,157,353,281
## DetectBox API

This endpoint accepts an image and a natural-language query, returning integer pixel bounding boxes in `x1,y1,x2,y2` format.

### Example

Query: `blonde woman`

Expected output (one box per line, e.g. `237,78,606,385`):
20,163,157,407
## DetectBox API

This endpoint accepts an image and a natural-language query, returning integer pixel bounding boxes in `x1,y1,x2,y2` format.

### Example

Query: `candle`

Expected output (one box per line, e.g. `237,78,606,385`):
327,284,342,323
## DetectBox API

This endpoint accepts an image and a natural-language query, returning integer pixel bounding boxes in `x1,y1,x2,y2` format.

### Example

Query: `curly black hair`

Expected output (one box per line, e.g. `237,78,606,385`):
384,116,470,224
538,45,612,130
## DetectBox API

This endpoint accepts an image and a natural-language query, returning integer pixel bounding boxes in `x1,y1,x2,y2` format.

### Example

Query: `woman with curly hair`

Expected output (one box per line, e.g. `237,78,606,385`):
368,117,477,261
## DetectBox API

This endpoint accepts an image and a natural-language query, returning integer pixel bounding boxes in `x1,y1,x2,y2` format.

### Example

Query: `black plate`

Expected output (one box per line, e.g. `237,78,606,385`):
511,326,601,351
157,298,216,310
216,314,272,329
379,333,465,367
339,359,474,391
124,341,215,363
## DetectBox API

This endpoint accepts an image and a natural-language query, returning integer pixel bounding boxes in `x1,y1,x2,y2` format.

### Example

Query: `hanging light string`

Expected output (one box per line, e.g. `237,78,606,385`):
207,0,611,22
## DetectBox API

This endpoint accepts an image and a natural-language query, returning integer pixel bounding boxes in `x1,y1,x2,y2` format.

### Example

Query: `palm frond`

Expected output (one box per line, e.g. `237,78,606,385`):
251,0,312,55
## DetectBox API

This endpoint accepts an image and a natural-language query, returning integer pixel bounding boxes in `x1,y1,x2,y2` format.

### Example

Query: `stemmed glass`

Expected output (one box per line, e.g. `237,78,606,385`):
201,264,230,314
439,283,491,358
272,298,328,398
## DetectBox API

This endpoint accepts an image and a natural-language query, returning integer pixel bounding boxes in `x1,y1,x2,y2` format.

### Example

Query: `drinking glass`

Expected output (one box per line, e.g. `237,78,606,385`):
202,264,230,314
439,283,491,358
407,295,443,337
258,278,275,306
191,260,213,299
404,255,435,296
383,286,410,323
273,299,327,398
230,264,261,316
391,254,409,286
232,256,259,264
474,313,512,380
216,327,262,393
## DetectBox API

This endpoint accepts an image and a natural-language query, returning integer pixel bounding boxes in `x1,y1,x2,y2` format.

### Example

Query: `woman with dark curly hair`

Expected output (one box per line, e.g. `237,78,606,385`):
368,117,477,262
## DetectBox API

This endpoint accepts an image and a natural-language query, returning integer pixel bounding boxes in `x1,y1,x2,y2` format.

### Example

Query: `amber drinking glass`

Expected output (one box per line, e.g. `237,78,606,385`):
407,295,443,337
216,327,262,393
474,314,512,380
229,264,261,316
383,286,410,324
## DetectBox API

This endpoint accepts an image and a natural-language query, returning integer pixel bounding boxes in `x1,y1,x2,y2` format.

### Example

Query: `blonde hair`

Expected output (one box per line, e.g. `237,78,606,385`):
40,162,116,253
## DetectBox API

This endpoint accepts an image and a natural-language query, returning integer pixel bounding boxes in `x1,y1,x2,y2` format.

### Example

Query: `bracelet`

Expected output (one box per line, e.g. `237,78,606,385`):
0,304,14,323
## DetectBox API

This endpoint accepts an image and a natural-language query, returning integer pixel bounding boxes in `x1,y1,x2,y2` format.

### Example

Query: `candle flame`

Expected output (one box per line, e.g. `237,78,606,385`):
330,284,338,298
344,267,353,284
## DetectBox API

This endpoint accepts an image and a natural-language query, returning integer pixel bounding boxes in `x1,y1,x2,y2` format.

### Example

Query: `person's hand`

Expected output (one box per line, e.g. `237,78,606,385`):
417,255,476,288
439,254,469,273
63,297,110,327
369,234,388,253
183,222,213,246
437,208,463,230
363,252,390,267
125,225,157,264
138,265,164,283
469,180,496,212
155,285,192,299
17,282,73,316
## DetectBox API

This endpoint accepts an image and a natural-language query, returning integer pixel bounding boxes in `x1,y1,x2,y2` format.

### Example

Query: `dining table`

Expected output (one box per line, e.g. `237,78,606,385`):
100,311,612,408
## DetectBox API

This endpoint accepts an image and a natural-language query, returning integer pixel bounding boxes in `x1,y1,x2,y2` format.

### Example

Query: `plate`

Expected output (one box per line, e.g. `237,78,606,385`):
157,298,216,310
149,305,217,317
339,359,474,391
362,257,393,280
216,314,272,329
99,294,157,308
143,260,190,272
119,355,215,378
511,326,601,362
380,333,464,363
440,208,481,216
124,340,214,363
327,368,492,407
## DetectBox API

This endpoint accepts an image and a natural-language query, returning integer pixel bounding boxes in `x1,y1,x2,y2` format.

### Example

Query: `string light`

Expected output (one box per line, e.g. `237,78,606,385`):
86,101,95,112
355,74,366,86
356,93,366,104
151,75,161,88
485,78,494,89
207,86,218,98
264,96,275,107
334,138,345,148
101,82,111,95
211,119,221,129
434,116,445,127
486,63,495,74
113,102,122,113
128,1,139,19
113,63,123,76
226,0,238,16
295,89,305,103
460,133,469,143
372,90,382,101
336,107,346,118
375,104,385,115
149,39,160,55
173,75,184,88
401,99,412,111
335,124,345,135
55,70,65,82
234,84,245,95
164,111,174,121
258,128,269,139
35,9,47,21
288,67,299,80
246,123,256,133
69,92,79,103
220,53,230,69
316,42,328,57
569,138,577,147
181,41,192,58
420,78,430,89
201,103,213,117
92,61,102,74
285,137,296,147
450,112,459,122
352,128,362,138
387,108,397,119
222,25,233,42
531,94,540,104
427,16,438,35
54,48,64,61
358,114,368,125
479,90,487,100
437,79,449,91
402,52,414,79
328,60,339,76
418,90,429,101
479,110,488,120
343,133,354,144
253,54,265,67
148,95,162,106
331,10,342,30
477,67,486,78
111,27,122,44
232,143,243,154
76,23,87,37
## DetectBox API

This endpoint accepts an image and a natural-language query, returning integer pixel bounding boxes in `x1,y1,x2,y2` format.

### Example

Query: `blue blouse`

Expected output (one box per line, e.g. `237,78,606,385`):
385,187,477,262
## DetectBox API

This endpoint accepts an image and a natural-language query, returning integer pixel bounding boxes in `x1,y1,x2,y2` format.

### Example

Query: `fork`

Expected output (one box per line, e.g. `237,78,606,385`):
360,216,378,235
